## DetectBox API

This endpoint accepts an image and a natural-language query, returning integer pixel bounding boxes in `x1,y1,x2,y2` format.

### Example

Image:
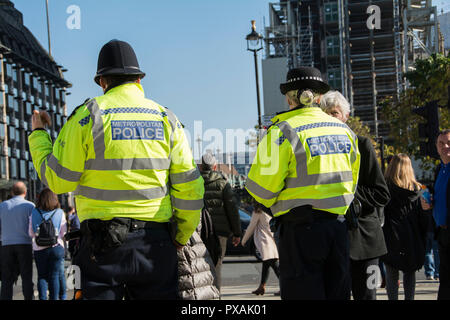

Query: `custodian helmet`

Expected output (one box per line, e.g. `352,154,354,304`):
94,39,146,85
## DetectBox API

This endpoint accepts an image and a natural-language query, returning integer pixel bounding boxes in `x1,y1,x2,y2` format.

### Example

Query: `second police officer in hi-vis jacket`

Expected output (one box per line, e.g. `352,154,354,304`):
246,67,360,300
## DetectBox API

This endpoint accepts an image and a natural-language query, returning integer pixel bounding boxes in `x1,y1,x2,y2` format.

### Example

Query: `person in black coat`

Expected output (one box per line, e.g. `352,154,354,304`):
382,153,429,300
321,91,390,300
200,152,241,292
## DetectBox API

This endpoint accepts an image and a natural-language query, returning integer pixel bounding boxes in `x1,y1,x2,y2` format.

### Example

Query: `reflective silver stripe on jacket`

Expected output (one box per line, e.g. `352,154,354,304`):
40,155,50,187
277,120,355,188
246,177,281,200
75,185,169,201
171,196,204,211
169,168,200,185
46,154,83,182
85,99,172,171
271,193,355,215
85,158,171,171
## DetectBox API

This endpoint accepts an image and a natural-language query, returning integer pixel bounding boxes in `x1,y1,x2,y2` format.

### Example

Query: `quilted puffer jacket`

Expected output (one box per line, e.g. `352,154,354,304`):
177,223,220,300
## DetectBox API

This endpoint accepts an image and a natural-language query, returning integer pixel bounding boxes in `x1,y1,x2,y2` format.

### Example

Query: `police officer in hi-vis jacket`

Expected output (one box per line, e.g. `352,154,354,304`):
245,67,360,300
28,40,204,300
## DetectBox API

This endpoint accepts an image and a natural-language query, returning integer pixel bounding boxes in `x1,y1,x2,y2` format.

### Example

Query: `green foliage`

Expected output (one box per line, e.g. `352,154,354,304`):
347,116,374,140
347,116,393,167
380,53,450,174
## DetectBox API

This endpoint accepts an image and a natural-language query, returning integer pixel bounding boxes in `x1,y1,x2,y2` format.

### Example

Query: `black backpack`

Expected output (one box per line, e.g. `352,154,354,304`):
35,208,58,247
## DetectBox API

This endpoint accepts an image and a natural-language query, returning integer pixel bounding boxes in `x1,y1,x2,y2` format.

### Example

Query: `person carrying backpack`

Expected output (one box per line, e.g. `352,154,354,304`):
28,188,67,300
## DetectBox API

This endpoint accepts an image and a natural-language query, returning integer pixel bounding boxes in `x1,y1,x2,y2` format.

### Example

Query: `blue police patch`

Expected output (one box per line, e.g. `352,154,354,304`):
111,120,164,141
306,135,352,157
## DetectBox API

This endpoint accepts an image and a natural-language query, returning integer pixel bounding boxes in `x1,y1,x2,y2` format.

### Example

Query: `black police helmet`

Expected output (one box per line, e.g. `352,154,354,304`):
280,67,329,95
94,39,146,85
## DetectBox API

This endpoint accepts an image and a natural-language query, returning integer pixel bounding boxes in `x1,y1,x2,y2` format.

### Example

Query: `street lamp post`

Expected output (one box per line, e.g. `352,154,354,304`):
246,20,264,138
195,135,202,162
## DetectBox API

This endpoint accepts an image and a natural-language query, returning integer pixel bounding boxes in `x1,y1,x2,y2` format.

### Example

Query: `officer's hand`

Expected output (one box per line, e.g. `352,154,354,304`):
232,236,241,247
32,110,51,130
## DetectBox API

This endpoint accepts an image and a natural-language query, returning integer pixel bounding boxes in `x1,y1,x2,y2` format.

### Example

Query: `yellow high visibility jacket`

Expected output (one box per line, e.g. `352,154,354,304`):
245,106,360,217
28,83,204,245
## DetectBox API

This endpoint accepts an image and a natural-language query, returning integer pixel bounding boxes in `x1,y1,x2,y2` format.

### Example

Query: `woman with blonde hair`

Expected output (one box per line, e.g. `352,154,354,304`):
382,154,430,300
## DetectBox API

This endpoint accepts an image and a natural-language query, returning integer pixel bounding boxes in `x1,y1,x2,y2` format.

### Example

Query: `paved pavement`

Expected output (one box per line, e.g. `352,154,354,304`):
220,256,439,300
9,255,439,300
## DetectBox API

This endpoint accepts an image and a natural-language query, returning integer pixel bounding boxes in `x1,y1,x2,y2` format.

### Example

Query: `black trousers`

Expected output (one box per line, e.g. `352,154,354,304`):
437,228,450,300
278,210,350,300
350,258,379,300
260,259,280,285
73,223,178,300
0,244,34,300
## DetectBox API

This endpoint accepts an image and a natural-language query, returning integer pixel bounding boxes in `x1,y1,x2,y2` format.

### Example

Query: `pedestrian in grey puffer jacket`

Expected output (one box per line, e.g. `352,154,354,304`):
177,222,220,300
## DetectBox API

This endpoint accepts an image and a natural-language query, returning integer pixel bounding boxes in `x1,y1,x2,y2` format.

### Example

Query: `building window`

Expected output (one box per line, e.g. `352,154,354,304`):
28,162,36,179
25,102,32,116
9,158,17,178
20,160,26,179
45,84,50,100
13,98,19,112
8,126,15,141
327,68,342,90
32,76,38,92
324,2,339,23
5,63,12,80
23,72,30,87
6,95,13,110
0,156,6,178
15,129,20,144
12,67,18,84
326,36,340,56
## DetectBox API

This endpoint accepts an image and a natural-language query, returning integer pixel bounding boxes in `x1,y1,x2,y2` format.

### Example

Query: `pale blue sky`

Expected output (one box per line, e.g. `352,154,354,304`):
12,0,269,156
11,0,449,157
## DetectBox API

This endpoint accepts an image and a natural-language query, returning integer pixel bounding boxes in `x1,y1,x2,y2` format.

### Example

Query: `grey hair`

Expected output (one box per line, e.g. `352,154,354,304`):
201,152,217,170
320,90,351,116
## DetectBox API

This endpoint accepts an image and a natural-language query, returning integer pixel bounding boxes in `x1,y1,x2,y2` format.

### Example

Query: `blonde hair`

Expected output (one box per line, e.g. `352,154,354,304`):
384,154,421,191
286,89,321,107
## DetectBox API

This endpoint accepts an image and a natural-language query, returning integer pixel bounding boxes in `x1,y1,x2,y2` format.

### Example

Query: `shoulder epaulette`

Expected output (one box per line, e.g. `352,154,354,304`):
67,98,91,121
266,119,280,131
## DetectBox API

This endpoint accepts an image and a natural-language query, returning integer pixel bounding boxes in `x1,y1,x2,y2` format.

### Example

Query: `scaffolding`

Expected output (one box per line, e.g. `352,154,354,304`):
403,0,440,78
262,0,442,140
264,1,315,69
